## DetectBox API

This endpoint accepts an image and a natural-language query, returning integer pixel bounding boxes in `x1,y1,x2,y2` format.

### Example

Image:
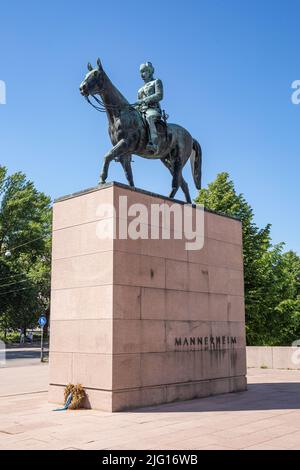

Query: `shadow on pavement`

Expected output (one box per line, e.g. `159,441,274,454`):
128,382,300,413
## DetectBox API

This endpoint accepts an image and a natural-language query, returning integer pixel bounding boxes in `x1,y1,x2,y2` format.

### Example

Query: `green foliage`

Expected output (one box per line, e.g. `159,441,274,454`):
195,172,300,346
273,297,300,345
0,166,52,332
0,330,20,344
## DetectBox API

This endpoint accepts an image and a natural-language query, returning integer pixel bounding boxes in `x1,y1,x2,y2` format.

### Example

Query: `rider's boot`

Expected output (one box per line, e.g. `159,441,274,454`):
147,129,158,153
146,118,159,153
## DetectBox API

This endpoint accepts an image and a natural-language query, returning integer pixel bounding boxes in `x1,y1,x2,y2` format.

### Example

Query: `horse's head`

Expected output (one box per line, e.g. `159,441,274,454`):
79,58,104,96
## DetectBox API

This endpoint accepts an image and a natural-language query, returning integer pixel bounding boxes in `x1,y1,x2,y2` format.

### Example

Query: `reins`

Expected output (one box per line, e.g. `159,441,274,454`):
85,95,136,113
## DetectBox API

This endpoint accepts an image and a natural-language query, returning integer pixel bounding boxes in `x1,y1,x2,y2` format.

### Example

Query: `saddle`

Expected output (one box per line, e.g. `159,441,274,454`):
140,110,169,146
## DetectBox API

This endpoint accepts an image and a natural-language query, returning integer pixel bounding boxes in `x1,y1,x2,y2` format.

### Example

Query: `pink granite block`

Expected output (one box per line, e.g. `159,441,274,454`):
228,295,245,322
114,219,188,261
113,185,159,217
208,267,229,294
72,353,112,390
201,350,230,380
166,380,211,403
165,259,189,291
114,185,195,233
83,388,113,411
206,239,243,270
187,291,210,320
113,285,141,319
50,285,113,321
209,377,231,395
140,231,188,262
113,319,166,354
141,288,211,322
111,386,166,412
209,267,244,296
141,287,166,320
229,375,247,392
166,260,209,292
224,242,243,270
113,217,142,254
210,321,246,351
50,319,113,354
229,321,247,349
210,321,231,349
140,352,168,387
49,185,247,412
49,352,73,385
208,294,229,322
228,269,245,296
78,319,113,354
188,263,210,292
152,198,194,232
166,290,210,321
229,348,247,377
187,237,210,265
52,220,113,260
50,320,80,353
141,351,195,387
114,251,165,288
165,320,211,352
207,212,242,245
51,251,113,290
53,186,114,230
112,353,141,389
48,384,65,405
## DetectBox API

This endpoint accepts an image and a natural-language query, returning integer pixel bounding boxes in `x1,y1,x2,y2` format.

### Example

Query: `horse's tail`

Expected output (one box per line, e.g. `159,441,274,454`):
190,138,202,190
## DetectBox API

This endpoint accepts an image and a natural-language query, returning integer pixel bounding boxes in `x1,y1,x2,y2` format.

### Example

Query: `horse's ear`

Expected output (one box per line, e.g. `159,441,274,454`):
87,62,93,71
97,58,103,70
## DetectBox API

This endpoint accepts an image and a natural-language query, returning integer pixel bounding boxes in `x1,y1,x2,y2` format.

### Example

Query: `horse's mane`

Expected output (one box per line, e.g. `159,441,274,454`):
102,71,130,107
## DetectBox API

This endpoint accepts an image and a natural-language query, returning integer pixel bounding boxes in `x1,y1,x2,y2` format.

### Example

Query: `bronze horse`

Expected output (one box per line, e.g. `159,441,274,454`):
80,59,202,203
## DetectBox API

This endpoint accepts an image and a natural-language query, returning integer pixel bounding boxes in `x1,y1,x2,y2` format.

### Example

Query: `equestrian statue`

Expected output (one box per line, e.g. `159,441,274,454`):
79,58,202,203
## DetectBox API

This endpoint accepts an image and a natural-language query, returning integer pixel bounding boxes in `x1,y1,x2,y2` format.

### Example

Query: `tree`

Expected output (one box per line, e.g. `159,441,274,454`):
0,167,52,335
195,172,300,345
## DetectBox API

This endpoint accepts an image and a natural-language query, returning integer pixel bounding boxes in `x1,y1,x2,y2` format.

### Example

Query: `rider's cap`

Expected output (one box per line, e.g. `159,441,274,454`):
140,62,154,75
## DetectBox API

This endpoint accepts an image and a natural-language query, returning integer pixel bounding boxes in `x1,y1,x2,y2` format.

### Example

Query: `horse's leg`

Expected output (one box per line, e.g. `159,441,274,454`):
99,139,130,184
120,155,135,187
161,157,185,203
181,177,192,204
168,147,181,199
163,150,191,202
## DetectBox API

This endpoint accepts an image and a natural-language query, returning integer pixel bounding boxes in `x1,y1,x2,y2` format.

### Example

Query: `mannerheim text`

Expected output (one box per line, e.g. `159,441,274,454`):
174,335,237,350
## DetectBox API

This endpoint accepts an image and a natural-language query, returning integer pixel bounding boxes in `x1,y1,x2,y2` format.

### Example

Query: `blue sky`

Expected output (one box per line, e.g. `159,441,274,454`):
0,0,299,253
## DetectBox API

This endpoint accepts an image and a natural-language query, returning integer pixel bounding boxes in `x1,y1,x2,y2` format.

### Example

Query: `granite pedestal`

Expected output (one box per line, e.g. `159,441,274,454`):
49,182,247,411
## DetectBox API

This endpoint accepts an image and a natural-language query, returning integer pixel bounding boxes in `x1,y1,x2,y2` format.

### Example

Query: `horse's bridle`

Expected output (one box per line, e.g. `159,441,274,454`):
85,94,136,113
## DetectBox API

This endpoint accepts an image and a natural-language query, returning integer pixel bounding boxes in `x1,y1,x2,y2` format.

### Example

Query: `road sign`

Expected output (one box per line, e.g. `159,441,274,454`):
38,316,47,362
38,316,47,328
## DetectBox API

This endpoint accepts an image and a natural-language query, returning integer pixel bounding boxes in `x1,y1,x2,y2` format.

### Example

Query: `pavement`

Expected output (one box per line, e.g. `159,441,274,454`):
4,348,49,368
0,363,300,450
